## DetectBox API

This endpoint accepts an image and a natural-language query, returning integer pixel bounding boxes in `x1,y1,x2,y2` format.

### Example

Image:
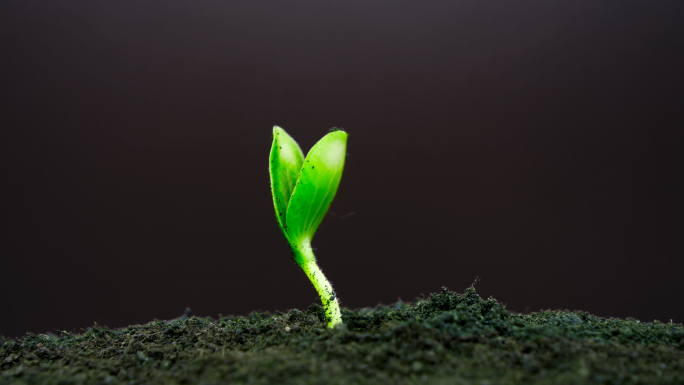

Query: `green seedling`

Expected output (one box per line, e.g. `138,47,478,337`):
269,126,347,328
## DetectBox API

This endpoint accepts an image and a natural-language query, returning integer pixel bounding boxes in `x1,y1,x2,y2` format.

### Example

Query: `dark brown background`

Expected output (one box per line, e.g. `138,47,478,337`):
2,0,683,339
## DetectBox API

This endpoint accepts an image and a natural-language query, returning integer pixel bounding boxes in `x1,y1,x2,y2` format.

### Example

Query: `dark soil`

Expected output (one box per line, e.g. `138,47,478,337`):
2,287,683,384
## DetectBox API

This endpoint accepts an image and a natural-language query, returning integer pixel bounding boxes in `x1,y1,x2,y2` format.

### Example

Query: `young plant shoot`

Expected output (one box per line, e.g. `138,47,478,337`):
269,126,347,328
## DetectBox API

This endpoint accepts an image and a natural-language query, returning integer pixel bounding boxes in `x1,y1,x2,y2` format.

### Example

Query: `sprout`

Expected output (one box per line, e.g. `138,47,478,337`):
269,126,347,328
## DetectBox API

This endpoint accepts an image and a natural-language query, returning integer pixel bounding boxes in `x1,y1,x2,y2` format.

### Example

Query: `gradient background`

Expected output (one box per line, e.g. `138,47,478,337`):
2,0,683,339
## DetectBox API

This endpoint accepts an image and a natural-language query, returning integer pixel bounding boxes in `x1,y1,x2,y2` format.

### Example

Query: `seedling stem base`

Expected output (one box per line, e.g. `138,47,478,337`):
300,258,342,328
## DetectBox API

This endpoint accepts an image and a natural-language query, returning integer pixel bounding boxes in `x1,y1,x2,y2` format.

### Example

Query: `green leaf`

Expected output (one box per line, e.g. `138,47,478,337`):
269,126,304,239
286,130,348,246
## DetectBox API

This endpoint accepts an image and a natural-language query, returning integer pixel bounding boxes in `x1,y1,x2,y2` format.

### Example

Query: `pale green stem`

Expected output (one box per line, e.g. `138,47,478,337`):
295,241,343,328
